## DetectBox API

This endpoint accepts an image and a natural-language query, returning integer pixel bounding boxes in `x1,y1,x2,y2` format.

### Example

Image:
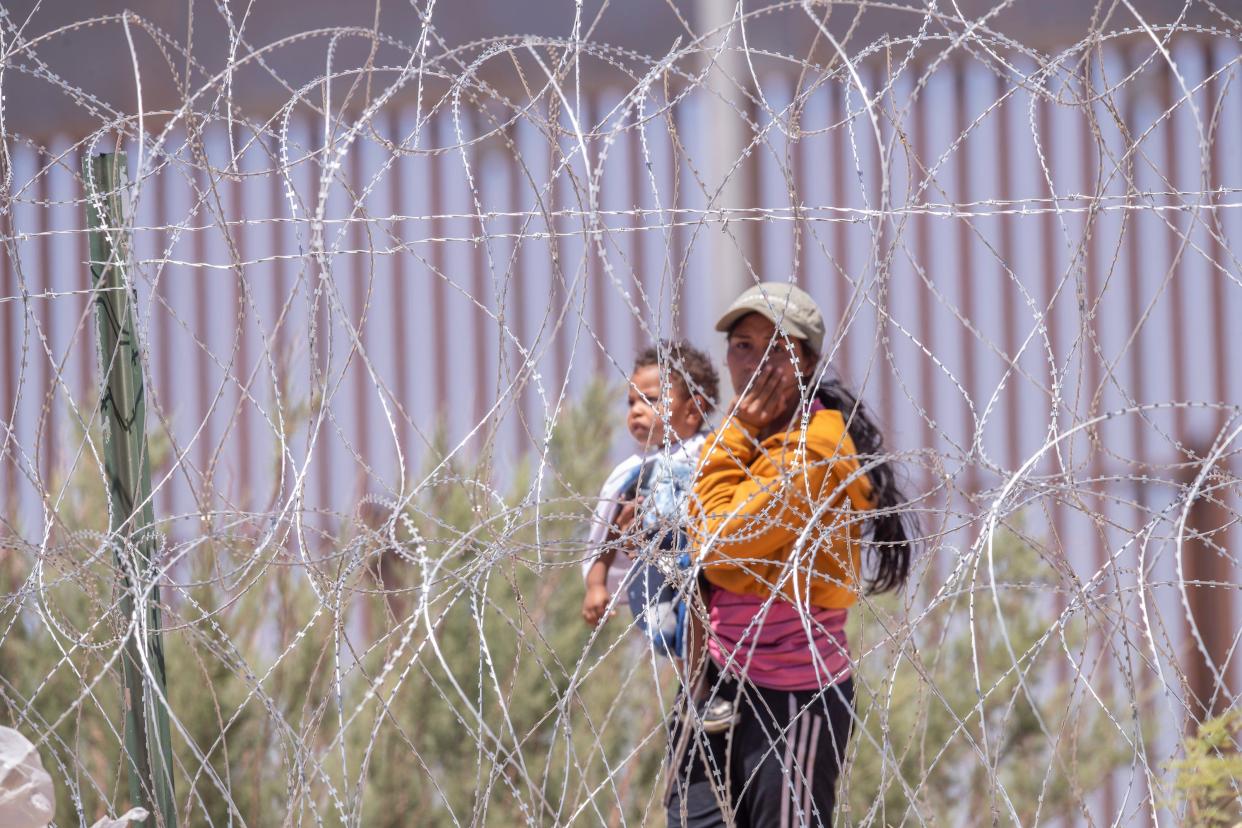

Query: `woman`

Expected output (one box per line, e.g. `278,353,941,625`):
667,282,913,828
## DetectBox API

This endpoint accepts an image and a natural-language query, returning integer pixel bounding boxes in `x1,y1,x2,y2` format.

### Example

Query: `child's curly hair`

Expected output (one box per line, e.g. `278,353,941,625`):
633,340,719,413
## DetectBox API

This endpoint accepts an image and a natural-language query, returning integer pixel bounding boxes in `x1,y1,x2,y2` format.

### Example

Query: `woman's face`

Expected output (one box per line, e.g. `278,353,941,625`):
725,312,811,397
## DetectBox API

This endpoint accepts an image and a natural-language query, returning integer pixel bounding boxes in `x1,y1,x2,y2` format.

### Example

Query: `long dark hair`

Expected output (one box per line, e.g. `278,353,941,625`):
813,377,914,594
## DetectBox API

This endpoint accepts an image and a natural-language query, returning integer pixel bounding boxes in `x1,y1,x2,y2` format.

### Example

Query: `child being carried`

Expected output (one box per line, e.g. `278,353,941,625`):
581,341,717,662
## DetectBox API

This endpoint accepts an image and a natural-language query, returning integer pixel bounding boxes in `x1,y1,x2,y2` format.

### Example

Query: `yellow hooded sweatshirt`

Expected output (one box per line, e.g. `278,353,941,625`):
691,408,875,610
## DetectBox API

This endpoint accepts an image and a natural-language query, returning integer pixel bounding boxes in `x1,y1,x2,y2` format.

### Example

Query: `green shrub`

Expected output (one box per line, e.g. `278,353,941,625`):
1167,708,1242,827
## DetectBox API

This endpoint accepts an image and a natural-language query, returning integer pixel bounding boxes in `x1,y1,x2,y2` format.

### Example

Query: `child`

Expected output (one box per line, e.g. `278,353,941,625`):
580,341,718,662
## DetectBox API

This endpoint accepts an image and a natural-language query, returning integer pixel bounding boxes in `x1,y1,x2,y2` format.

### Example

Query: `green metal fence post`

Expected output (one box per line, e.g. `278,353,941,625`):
83,151,177,828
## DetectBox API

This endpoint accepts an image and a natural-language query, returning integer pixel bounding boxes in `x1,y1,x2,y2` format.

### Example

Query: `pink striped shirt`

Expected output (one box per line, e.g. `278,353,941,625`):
706,589,851,691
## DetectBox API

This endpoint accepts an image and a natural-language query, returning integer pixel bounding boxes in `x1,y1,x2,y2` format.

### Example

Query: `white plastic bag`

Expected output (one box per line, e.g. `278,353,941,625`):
90,806,149,828
0,725,55,828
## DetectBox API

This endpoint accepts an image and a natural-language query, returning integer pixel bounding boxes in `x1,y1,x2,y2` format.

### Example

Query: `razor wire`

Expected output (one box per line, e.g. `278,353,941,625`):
0,1,1240,825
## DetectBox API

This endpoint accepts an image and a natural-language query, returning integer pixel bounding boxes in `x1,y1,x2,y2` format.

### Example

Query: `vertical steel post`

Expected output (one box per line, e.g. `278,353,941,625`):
696,0,749,359
83,151,177,827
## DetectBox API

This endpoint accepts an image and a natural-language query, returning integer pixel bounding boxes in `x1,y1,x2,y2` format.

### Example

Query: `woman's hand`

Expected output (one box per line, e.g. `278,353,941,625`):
730,363,801,430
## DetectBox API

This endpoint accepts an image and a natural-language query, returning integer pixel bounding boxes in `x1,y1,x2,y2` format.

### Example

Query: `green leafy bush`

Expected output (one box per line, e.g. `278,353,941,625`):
1167,708,1242,827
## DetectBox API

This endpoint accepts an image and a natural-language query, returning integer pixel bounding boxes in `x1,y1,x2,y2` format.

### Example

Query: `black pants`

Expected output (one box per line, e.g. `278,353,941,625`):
666,674,855,828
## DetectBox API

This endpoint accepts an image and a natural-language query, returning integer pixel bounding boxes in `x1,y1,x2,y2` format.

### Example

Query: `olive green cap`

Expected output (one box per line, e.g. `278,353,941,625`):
714,281,826,354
